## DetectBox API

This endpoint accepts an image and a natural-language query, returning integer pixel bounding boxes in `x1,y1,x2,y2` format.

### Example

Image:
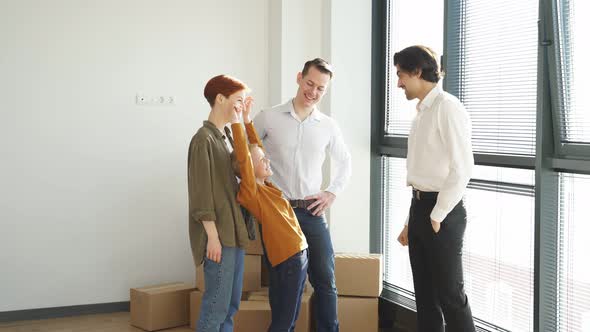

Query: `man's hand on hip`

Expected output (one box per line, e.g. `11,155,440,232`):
304,191,336,216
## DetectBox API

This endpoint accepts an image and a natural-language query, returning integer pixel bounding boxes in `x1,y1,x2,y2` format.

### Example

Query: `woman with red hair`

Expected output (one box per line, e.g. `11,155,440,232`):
187,74,251,331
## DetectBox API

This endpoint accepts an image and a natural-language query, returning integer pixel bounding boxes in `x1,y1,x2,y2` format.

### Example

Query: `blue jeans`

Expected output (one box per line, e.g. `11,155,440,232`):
293,208,339,332
268,249,309,332
197,246,245,332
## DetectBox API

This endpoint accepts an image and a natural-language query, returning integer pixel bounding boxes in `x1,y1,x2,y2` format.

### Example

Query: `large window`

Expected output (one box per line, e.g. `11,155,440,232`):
372,0,590,331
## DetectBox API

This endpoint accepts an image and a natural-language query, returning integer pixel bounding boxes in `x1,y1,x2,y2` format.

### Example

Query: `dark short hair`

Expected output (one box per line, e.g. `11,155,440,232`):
302,58,334,79
393,46,443,83
203,75,249,107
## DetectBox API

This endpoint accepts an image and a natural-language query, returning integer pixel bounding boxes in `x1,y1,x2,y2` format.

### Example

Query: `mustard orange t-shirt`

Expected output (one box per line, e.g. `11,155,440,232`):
231,122,307,267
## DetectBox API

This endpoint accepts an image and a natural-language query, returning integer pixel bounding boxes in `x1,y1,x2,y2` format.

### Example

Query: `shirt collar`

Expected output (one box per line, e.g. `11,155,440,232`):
203,120,225,139
416,84,443,112
283,98,322,122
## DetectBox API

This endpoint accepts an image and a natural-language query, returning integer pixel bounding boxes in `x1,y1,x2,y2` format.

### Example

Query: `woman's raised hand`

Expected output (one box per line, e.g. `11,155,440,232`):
243,96,254,123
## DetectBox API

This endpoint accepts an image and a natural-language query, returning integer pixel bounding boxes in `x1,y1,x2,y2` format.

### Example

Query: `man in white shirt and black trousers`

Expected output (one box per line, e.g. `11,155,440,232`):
395,45,476,332
254,58,352,332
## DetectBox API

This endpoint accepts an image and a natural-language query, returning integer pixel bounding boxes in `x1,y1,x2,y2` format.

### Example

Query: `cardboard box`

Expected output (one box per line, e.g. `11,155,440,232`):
245,287,269,302
189,290,203,330
130,282,194,331
196,254,261,292
234,300,272,332
295,293,312,332
244,288,312,332
335,253,382,297
304,277,313,294
337,296,378,332
245,220,264,255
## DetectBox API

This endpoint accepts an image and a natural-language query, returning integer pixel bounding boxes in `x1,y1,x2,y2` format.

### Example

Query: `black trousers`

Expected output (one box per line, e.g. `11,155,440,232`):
408,196,476,332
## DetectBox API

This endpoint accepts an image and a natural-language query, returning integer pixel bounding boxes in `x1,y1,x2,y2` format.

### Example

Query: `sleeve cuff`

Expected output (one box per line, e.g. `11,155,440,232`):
430,207,448,223
191,210,216,223
325,185,342,196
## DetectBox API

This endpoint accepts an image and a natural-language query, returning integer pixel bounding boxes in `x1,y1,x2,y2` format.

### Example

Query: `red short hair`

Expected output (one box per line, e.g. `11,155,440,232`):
203,75,249,107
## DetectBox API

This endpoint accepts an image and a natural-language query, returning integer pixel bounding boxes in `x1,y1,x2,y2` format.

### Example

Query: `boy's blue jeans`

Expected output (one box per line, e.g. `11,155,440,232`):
262,209,339,332
268,249,309,332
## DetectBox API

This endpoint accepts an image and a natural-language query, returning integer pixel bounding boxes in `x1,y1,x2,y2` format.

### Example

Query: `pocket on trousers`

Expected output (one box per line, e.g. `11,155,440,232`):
286,251,306,276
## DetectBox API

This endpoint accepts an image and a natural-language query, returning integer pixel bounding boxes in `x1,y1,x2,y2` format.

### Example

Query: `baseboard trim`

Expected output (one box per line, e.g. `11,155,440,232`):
0,301,130,323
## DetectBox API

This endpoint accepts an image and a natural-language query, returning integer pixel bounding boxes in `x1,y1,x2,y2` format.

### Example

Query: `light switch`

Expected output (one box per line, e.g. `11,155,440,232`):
136,94,175,106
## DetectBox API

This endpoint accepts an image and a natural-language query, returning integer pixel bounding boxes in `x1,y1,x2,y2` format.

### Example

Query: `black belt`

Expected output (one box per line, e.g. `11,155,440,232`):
289,199,316,209
412,189,438,200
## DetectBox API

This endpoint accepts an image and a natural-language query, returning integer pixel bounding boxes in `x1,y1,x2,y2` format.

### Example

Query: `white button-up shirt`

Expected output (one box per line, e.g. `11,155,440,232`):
407,84,474,223
253,99,352,200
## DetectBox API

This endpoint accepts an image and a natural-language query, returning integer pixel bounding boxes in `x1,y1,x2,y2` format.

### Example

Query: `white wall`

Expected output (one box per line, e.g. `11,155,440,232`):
0,0,269,311
268,0,326,104
327,0,372,253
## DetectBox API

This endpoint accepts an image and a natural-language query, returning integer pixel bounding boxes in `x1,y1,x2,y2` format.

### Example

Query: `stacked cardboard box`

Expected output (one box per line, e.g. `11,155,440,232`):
131,254,380,331
242,287,313,332
233,298,272,331
191,289,274,332
130,282,195,331
190,291,271,332
132,222,266,331
191,290,273,331
334,253,382,332
191,287,313,331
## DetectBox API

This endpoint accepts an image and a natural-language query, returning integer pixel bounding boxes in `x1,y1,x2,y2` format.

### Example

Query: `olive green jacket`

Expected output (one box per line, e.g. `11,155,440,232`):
187,121,249,266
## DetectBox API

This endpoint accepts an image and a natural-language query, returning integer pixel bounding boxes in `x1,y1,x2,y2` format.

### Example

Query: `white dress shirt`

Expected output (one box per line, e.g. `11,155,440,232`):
406,84,474,223
253,99,352,200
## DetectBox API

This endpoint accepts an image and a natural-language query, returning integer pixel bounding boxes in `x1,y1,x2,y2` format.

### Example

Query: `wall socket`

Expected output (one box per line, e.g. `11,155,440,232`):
136,94,175,106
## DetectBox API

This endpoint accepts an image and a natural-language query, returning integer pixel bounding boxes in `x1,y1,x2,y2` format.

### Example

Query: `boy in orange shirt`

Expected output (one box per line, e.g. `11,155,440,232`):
230,96,309,332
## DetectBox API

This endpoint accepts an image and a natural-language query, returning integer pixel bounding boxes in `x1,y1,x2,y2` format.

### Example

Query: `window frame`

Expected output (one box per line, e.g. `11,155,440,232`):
546,0,590,158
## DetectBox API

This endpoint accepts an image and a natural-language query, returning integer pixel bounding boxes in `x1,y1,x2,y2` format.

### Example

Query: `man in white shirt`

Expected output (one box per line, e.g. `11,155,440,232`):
254,58,351,332
395,46,476,332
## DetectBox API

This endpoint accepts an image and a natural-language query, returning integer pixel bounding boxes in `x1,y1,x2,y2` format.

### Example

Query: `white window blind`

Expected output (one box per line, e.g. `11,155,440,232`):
553,0,590,145
446,0,538,156
382,157,413,291
556,173,590,331
463,170,535,332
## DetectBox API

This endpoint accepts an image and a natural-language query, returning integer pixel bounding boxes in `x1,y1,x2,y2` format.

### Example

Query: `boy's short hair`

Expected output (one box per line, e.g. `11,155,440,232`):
231,144,261,178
